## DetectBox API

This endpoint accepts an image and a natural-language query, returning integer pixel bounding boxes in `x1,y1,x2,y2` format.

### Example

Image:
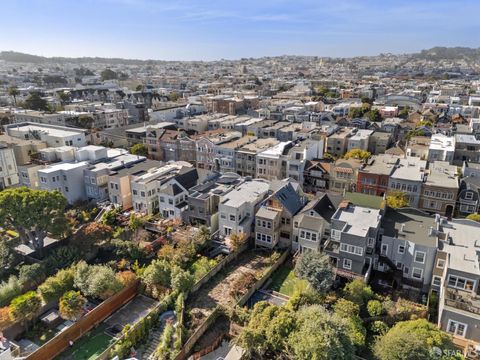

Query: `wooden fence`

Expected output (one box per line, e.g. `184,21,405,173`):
25,281,138,360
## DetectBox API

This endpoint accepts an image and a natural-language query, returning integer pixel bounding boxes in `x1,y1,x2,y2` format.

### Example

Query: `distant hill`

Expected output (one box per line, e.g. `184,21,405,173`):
0,51,160,65
414,47,480,61
1,47,479,64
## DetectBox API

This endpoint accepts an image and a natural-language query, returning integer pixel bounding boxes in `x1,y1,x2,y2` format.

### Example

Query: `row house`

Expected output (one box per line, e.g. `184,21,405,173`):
453,134,480,166
108,159,159,210
406,136,431,159
218,179,270,239
329,158,363,193
256,141,293,181
0,145,19,189
347,129,374,152
285,138,324,183
326,127,356,158
235,138,279,178
457,162,480,215
388,157,427,208
255,180,306,249
195,130,242,171
146,127,195,163
292,194,336,253
214,136,256,174
131,161,195,215
428,134,455,163
368,131,392,155
357,154,399,196
324,203,381,280
187,172,243,229
303,160,330,194
419,161,458,217
258,121,290,139
380,208,438,292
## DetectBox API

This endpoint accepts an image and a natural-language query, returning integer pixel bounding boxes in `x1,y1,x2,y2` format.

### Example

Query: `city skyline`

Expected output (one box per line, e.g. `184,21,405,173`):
3,0,480,61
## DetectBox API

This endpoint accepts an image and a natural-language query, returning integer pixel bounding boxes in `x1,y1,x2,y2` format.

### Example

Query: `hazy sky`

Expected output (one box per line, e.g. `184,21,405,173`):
2,0,480,60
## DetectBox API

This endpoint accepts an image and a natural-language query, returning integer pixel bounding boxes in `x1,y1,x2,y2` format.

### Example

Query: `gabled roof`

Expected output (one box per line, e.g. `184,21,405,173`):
267,180,305,216
175,167,199,190
300,193,336,222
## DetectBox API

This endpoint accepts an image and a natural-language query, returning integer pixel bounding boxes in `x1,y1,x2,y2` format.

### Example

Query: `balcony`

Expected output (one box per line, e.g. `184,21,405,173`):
445,288,480,315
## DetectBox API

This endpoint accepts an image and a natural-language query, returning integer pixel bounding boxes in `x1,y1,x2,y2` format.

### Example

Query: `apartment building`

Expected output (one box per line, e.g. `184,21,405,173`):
256,141,293,181
428,134,455,163
158,167,198,220
324,203,381,280
303,160,330,194
285,138,324,183
419,161,458,217
195,131,241,171
356,154,399,196
5,122,87,148
0,145,19,189
368,131,392,155
454,134,480,166
380,208,438,292
18,163,44,189
326,127,355,158
131,162,194,215
434,218,480,344
187,173,242,229
406,136,431,159
108,159,158,210
0,134,47,166
218,179,269,239
254,180,305,249
388,157,427,207
347,129,374,152
292,194,336,253
38,162,90,204
235,138,279,177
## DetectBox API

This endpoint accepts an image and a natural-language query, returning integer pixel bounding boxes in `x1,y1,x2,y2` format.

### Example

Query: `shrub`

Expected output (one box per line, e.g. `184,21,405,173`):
171,267,195,294
343,279,373,308
59,291,86,321
74,263,123,300
117,271,137,286
9,291,42,324
43,246,80,275
0,306,13,329
370,320,389,336
190,257,218,281
38,268,75,303
367,300,384,317
0,276,22,307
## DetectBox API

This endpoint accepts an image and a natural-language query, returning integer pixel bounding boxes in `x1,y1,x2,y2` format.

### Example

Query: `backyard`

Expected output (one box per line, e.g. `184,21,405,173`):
55,324,114,360
267,262,308,297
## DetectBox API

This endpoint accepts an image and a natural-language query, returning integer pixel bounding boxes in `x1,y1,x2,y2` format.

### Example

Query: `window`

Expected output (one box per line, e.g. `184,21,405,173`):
343,258,352,270
465,192,473,200
340,243,363,256
367,237,375,246
331,229,341,240
256,219,261,226
447,320,467,337
398,245,405,254
168,199,173,205
414,251,426,264
412,267,423,280
381,244,388,255
432,276,442,287
447,275,475,290
437,258,445,269
65,186,69,192
133,190,138,195
256,232,272,243
141,191,146,197
224,227,232,236
396,261,403,269
403,267,409,275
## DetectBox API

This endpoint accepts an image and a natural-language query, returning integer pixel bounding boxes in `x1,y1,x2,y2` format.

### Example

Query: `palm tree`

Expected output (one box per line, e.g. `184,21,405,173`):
7,86,19,106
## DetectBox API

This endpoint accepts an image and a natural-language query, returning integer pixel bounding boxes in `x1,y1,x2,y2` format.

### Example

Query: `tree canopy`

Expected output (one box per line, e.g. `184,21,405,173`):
295,251,334,293
59,290,86,321
9,291,42,325
130,143,148,157
0,187,70,253
24,93,49,111
466,213,480,222
101,68,118,81
386,191,409,209
343,149,371,160
373,319,454,360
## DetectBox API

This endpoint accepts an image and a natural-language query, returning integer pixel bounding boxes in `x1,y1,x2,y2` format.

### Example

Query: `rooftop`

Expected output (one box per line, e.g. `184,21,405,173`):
333,204,381,237
220,179,269,208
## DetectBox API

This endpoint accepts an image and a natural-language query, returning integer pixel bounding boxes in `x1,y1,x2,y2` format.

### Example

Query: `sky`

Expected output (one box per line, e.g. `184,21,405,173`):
2,0,480,61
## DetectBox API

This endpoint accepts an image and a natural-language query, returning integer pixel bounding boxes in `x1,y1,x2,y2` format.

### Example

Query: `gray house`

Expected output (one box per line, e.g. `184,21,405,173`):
380,208,438,292
324,203,381,280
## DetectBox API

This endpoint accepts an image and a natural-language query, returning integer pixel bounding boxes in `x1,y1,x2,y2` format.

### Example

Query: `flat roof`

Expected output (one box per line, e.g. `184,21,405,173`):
9,124,84,138
221,180,269,208
333,204,381,237
382,208,437,246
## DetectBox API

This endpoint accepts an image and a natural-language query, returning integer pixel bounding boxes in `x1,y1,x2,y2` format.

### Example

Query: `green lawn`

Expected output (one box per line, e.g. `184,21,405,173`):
56,325,115,360
268,264,308,297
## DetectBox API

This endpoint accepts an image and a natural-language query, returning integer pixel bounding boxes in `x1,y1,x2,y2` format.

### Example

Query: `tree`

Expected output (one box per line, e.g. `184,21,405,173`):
74,263,123,300
0,188,70,255
367,299,384,317
295,251,334,293
343,279,374,308
18,264,46,289
386,191,409,209
38,268,75,303
9,291,42,329
57,91,70,105
72,222,113,253
7,86,19,106
287,305,355,360
374,319,454,360
466,213,480,222
0,240,17,278
24,93,49,111
170,267,195,294
141,259,171,290
130,143,148,157
343,149,371,160
367,109,382,122
169,91,180,101
59,290,86,321
101,68,118,81
77,114,94,129
333,299,366,350
193,225,210,251
399,107,410,119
